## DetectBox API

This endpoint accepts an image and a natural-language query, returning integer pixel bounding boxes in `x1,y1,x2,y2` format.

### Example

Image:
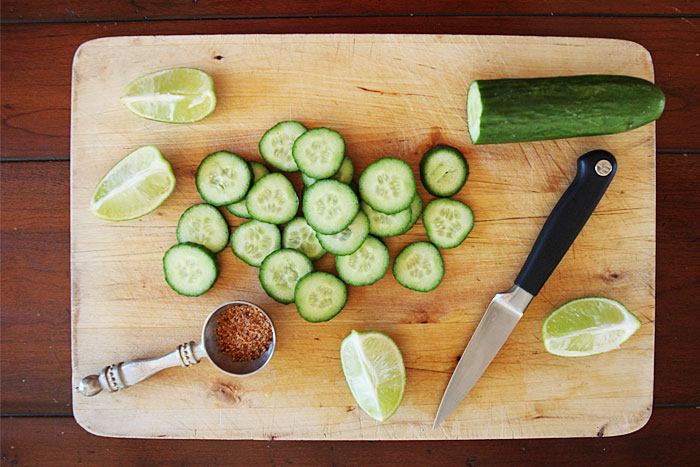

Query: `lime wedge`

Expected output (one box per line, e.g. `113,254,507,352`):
542,297,641,357
340,330,406,422
121,68,216,123
89,145,176,221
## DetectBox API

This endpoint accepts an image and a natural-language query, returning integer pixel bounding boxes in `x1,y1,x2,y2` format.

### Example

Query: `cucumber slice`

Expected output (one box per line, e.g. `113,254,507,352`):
195,151,252,206
407,193,423,230
359,157,416,214
361,201,411,238
176,203,230,254
422,198,474,249
163,242,218,296
259,121,307,172
230,219,281,267
420,145,469,197
302,156,355,186
316,211,369,256
283,217,326,261
226,161,270,218
393,242,444,292
259,248,313,304
292,128,345,178
467,75,665,145
302,179,359,235
246,173,299,225
294,271,347,322
336,236,389,286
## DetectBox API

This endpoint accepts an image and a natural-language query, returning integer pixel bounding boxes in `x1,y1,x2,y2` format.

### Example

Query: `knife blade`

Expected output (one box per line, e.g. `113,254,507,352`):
433,149,617,429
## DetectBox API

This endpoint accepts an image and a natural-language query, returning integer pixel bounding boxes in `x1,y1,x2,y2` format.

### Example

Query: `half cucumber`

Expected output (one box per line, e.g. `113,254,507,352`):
467,75,666,145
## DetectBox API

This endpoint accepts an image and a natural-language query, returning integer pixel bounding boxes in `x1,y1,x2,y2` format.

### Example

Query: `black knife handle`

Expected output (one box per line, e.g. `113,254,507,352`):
514,150,617,297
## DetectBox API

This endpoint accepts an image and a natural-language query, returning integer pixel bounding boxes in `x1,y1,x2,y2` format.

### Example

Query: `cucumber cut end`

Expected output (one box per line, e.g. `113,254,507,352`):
467,81,482,144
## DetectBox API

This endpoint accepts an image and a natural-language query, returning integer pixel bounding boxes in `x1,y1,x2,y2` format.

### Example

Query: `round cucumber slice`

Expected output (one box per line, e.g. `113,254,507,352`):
283,217,326,261
292,128,345,179
259,248,313,304
176,203,230,253
259,121,306,172
230,219,281,267
246,173,299,225
163,242,218,297
316,211,369,256
359,157,416,214
302,179,359,235
422,198,474,249
335,235,389,286
393,241,444,292
302,156,355,186
195,151,252,206
294,271,347,322
420,145,469,197
361,201,411,238
226,161,270,219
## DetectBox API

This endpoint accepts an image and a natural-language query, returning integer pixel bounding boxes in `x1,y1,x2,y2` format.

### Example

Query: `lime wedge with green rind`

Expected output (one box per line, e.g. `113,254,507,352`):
340,330,406,422
89,145,176,221
121,67,216,123
542,297,641,357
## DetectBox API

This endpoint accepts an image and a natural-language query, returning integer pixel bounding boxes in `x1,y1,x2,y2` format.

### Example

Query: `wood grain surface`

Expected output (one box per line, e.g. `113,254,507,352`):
2,2,699,464
70,34,655,439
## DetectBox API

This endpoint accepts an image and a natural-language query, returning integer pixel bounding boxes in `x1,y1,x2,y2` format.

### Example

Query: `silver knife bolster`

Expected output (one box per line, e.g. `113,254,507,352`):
493,284,535,316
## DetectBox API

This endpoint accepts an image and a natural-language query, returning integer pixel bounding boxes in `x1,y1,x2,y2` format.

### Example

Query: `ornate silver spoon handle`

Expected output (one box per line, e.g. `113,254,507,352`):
76,341,206,396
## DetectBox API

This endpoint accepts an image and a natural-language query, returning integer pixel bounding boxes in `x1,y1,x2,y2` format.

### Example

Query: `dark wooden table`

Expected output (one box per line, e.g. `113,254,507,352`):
2,2,699,465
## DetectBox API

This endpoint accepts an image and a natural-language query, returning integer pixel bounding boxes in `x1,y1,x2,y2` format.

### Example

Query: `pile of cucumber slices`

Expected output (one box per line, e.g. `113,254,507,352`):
162,121,474,322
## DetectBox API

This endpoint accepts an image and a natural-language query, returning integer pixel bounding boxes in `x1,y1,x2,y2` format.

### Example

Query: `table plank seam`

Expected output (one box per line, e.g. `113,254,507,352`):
2,12,700,27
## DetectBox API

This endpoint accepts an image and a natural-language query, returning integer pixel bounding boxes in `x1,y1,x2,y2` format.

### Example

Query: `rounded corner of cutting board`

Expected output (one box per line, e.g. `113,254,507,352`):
73,405,119,439
601,404,654,438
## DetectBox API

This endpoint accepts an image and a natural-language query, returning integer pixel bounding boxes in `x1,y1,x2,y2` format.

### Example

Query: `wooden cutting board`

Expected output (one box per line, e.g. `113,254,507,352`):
71,34,655,440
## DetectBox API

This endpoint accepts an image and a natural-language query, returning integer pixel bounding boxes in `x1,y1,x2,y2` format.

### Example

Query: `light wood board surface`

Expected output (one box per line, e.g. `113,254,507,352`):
71,34,655,439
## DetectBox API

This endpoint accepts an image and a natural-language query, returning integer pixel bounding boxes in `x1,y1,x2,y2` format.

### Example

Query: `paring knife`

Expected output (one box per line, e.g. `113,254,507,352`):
433,149,617,429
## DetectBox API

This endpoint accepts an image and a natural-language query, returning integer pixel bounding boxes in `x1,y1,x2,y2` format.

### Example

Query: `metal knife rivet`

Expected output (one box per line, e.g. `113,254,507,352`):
595,159,613,176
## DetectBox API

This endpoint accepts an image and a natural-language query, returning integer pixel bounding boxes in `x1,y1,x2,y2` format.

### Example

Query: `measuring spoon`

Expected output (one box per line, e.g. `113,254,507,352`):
76,301,275,396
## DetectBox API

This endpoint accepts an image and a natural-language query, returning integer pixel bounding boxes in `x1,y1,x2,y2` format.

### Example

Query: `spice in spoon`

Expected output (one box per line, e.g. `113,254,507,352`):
216,304,273,362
